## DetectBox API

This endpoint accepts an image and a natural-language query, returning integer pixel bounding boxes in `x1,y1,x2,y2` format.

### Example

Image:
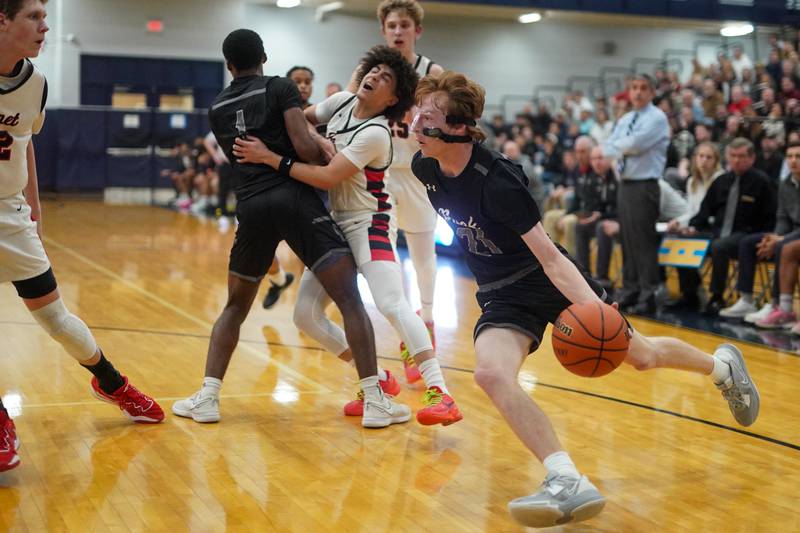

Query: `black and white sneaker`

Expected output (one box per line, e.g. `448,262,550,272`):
262,273,295,309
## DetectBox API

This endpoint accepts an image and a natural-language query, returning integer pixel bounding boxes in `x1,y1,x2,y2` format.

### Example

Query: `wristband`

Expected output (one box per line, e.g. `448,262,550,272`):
279,156,295,176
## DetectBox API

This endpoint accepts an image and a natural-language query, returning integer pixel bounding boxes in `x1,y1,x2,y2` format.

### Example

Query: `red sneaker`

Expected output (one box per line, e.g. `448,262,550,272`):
0,415,20,472
343,370,401,416
416,386,463,426
91,376,165,423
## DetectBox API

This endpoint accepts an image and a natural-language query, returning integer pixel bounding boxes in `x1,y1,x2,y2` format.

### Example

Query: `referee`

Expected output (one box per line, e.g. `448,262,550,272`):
602,73,669,314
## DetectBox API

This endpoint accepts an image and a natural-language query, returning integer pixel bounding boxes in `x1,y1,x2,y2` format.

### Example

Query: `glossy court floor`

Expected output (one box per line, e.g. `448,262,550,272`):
0,200,798,532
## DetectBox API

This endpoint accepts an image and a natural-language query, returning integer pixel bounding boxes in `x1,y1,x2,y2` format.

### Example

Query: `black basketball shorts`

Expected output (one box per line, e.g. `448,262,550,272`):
473,264,611,354
229,181,351,281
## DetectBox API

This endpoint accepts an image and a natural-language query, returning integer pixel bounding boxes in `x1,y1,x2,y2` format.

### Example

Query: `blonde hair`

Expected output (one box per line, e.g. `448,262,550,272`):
416,71,486,142
377,0,423,27
688,141,721,194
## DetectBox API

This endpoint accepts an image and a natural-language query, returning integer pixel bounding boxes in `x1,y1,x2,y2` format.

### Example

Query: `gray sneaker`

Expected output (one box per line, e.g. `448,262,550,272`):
508,472,605,528
172,391,221,423
714,344,760,427
362,392,411,428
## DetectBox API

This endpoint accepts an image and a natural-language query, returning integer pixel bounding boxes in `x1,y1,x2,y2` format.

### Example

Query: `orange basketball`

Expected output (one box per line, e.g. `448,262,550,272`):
551,301,631,377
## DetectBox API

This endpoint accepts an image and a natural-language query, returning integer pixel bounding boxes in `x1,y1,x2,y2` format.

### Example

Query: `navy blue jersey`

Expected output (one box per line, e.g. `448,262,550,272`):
411,144,544,288
209,75,302,200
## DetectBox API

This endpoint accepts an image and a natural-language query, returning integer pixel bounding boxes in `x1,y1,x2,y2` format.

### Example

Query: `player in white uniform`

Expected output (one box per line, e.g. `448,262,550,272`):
348,1,446,382
0,0,164,473
233,46,462,426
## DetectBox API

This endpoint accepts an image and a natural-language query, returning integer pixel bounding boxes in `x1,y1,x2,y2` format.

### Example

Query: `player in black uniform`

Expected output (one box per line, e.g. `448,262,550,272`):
410,71,760,528
172,29,408,428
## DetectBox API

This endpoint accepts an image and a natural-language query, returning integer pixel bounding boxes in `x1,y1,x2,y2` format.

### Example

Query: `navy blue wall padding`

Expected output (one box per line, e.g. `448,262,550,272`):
153,112,199,148
33,111,58,190
54,109,107,190
107,154,153,188
107,110,152,148
81,55,224,108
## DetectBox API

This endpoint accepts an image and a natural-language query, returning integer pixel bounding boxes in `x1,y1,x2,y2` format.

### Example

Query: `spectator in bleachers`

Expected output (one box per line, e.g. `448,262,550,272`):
573,146,617,290
719,114,743,157
542,136,593,255
763,103,786,144
680,88,704,122
602,73,669,314
731,45,754,81
589,107,613,145
727,85,752,114
169,141,197,210
758,238,800,332
501,140,545,212
324,82,342,97
539,132,564,188
701,78,725,119
766,48,782,85
779,77,800,105
684,138,777,316
753,87,777,116
755,132,785,182
719,141,800,322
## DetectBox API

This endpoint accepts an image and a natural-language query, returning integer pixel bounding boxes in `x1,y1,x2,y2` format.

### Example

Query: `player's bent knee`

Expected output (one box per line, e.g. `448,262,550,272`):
13,268,57,300
473,364,511,393
30,298,97,362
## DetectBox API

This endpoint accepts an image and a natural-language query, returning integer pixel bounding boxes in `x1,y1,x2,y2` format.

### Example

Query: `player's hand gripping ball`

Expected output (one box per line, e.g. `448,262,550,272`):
552,301,631,377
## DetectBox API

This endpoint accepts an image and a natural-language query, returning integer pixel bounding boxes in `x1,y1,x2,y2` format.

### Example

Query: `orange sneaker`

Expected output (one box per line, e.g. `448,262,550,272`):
343,370,401,416
416,386,463,426
91,376,165,423
0,415,19,472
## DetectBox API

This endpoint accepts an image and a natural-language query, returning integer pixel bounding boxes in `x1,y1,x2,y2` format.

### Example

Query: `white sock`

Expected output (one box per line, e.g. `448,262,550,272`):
780,294,793,312
418,358,447,393
543,451,580,478
201,377,223,398
270,268,287,286
710,354,732,385
359,375,381,402
420,305,434,324
347,358,387,381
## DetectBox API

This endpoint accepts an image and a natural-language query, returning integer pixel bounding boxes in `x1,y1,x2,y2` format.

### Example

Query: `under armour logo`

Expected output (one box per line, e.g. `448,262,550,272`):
426,183,437,192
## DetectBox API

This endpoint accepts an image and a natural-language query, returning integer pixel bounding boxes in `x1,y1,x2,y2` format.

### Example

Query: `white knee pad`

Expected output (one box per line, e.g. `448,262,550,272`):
30,299,97,362
293,270,349,356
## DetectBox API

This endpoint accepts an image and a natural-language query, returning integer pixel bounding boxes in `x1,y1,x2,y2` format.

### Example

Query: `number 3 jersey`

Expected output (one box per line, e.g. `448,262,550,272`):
0,59,46,198
411,144,544,288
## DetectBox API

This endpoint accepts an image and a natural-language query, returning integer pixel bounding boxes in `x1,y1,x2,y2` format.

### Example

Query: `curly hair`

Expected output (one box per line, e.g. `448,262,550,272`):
355,45,419,122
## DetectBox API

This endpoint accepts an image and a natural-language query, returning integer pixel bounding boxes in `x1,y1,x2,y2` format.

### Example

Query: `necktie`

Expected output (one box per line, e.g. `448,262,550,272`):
720,176,740,238
619,112,639,176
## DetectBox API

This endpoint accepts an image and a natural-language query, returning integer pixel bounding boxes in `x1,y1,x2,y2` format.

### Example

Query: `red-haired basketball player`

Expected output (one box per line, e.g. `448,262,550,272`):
0,0,164,473
410,71,759,527
233,46,462,426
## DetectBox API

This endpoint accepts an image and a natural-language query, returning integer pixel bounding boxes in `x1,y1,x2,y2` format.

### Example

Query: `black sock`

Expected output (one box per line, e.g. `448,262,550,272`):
82,353,125,394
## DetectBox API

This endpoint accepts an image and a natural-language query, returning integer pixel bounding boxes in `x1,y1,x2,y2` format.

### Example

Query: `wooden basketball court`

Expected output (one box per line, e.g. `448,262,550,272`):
1,200,798,531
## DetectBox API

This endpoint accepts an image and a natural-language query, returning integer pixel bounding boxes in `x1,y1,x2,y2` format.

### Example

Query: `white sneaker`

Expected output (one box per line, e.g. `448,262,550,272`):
172,391,220,423
508,473,606,528
362,392,412,428
719,298,757,319
744,303,773,324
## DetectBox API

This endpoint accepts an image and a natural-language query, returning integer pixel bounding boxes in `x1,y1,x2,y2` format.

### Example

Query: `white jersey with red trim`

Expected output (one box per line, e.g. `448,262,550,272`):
316,91,394,215
388,54,435,170
0,59,47,199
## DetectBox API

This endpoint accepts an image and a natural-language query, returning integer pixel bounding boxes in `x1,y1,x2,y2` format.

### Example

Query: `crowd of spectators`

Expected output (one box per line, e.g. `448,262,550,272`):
481,34,800,321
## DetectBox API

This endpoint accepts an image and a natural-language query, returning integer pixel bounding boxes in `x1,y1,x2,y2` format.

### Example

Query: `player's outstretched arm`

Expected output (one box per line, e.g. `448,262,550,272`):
521,223,602,305
232,136,357,190
23,142,43,239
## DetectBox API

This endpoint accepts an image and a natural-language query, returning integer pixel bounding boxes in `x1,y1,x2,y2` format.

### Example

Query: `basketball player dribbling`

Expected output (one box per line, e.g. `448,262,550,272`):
348,0,444,383
233,46,462,427
0,0,165,473
409,71,760,527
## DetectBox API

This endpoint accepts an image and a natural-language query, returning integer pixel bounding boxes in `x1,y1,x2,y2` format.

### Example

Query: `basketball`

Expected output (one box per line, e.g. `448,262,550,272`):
551,301,631,377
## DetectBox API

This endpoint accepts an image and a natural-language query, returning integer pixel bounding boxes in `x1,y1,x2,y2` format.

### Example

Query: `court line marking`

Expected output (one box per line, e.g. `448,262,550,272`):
7,320,797,452
42,237,331,393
